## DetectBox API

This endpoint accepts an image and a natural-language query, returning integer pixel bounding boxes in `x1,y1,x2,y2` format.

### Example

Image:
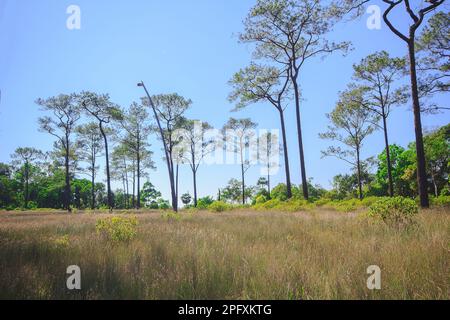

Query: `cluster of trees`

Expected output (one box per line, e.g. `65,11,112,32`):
0,1,448,211
229,0,448,208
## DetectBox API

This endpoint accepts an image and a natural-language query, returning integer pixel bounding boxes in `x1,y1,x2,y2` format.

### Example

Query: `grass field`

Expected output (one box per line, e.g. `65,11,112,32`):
0,208,448,300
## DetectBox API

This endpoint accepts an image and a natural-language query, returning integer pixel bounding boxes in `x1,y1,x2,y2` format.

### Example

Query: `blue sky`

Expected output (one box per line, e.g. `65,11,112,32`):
0,0,448,201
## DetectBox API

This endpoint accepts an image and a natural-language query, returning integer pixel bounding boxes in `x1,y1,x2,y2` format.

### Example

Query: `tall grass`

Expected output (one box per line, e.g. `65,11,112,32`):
0,208,448,299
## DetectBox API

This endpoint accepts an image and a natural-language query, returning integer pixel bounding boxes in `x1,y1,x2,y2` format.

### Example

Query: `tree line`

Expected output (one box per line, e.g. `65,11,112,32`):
0,0,448,211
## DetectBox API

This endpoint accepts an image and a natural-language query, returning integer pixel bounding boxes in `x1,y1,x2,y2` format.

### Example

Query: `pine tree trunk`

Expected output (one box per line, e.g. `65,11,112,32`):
356,147,363,201
408,37,429,208
382,113,394,197
279,109,292,198
292,81,309,199
65,135,72,212
99,122,113,211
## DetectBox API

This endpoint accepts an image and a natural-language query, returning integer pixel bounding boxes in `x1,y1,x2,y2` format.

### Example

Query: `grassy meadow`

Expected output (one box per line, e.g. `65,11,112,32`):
0,207,448,300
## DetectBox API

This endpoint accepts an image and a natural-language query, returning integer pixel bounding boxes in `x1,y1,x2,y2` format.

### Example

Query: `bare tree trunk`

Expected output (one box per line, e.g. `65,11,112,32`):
137,139,141,209
175,162,179,209
24,161,29,209
91,168,95,210
241,162,245,205
64,135,72,212
193,169,198,207
124,159,129,209
382,113,394,197
408,38,429,208
279,109,292,198
99,122,113,211
356,147,363,201
292,81,309,200
132,163,136,208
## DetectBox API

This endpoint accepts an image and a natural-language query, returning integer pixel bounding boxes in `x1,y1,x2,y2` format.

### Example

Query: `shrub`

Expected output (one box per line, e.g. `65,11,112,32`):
96,216,138,242
314,198,331,207
360,196,379,207
253,198,314,212
255,195,267,204
197,196,214,209
208,201,230,212
53,235,70,248
430,195,450,207
368,197,418,229
161,211,181,221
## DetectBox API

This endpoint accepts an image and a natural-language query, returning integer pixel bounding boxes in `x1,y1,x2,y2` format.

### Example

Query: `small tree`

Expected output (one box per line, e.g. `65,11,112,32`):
10,147,44,208
141,181,162,208
36,94,80,212
229,64,292,198
119,102,153,208
76,123,103,209
320,87,379,200
352,51,408,196
222,118,257,205
111,143,132,209
257,131,279,196
178,119,215,207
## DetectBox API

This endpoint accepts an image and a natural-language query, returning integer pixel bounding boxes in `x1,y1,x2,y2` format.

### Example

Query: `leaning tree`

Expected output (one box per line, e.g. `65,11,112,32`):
78,91,122,211
141,91,191,212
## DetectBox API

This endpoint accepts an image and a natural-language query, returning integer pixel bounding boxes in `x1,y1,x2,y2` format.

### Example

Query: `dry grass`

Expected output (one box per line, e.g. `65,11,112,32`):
0,208,448,300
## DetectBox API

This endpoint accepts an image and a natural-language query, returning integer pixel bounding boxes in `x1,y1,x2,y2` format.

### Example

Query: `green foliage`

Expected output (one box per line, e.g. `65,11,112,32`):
375,144,416,197
368,197,418,229
430,195,450,207
255,195,267,204
197,196,214,209
96,216,138,243
208,201,230,212
161,211,181,221
53,235,70,248
141,182,162,207
253,198,314,212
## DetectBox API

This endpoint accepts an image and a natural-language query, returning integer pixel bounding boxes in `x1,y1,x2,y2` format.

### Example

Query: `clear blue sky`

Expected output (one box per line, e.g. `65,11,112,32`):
0,0,448,201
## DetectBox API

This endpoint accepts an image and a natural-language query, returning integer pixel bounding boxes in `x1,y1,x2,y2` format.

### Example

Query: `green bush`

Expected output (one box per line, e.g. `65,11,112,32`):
253,198,314,212
255,195,267,204
161,211,181,221
314,198,331,207
96,216,138,242
197,196,214,209
368,197,418,229
430,195,450,207
208,201,230,212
